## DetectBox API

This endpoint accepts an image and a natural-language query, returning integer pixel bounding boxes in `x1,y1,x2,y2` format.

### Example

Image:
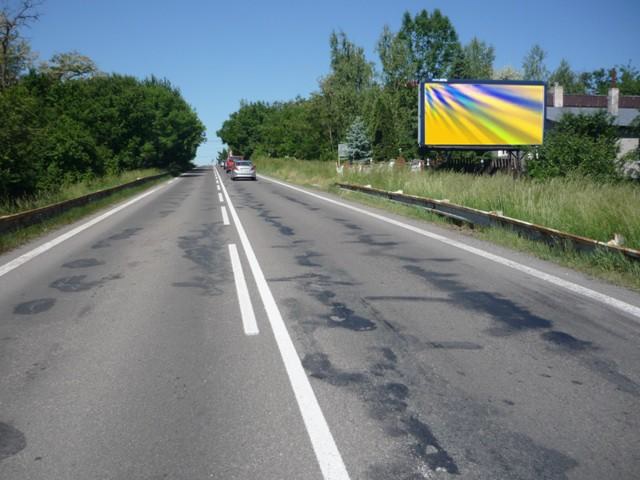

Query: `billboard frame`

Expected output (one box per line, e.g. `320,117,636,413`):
418,79,547,150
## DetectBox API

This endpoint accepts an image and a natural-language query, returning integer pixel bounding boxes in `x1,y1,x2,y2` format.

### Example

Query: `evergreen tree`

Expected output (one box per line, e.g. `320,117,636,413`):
345,117,371,162
370,94,397,161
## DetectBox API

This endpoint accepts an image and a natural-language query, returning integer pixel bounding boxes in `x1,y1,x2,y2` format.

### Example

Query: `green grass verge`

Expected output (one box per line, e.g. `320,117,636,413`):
0,175,168,255
255,157,640,292
0,169,163,216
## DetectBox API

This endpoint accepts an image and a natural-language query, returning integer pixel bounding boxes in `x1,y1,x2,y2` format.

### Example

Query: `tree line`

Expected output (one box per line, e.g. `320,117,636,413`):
217,9,640,178
1,1,206,199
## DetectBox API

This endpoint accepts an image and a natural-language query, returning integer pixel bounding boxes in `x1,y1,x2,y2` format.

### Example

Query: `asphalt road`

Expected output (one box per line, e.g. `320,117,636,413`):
1,166,639,479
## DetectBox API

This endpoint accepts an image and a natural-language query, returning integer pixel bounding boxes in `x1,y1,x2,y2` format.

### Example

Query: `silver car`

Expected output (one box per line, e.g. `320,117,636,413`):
230,160,257,181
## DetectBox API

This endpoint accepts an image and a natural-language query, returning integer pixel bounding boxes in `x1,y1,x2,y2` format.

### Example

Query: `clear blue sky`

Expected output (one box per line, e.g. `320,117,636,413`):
27,0,640,164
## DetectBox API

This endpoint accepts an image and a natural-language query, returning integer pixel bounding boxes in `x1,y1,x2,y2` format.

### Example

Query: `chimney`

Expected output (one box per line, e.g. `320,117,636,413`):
608,87,619,116
553,83,563,107
611,68,617,88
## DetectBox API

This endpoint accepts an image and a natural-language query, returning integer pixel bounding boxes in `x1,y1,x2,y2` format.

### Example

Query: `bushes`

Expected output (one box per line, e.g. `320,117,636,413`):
529,111,620,180
0,73,205,201
0,84,39,197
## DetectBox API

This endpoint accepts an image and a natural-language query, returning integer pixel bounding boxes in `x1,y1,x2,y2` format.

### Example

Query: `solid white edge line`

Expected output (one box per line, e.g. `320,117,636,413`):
218,192,224,203
228,243,259,336
216,169,350,480
0,180,170,279
221,206,230,226
257,174,640,322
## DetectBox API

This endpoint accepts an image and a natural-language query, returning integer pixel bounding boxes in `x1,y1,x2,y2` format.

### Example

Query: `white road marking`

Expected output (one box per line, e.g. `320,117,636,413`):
228,243,259,336
0,182,169,279
217,184,221,191
218,192,224,203
258,175,640,322
221,206,230,226
215,169,350,480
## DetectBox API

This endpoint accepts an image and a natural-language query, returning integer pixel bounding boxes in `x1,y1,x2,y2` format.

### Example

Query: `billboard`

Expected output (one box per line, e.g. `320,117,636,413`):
419,81,546,148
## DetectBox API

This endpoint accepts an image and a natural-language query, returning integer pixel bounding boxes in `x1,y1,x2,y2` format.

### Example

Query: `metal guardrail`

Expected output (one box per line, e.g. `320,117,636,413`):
337,182,640,262
0,173,168,235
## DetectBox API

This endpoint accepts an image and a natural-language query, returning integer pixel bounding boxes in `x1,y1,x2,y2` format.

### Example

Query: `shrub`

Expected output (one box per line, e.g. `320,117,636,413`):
529,111,619,180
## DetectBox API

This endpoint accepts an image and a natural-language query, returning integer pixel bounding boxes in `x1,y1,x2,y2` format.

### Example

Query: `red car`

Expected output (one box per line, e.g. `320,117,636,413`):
225,155,243,173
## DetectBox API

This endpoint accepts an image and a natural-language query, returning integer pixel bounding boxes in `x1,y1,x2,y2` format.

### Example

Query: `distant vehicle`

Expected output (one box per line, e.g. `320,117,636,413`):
225,155,243,173
231,160,257,181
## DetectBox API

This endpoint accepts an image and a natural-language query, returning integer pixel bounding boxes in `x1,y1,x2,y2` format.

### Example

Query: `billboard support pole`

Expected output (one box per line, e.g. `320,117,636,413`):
507,149,527,175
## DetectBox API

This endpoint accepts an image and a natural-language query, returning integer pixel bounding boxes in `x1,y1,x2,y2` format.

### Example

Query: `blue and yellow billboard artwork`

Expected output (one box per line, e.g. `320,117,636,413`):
420,81,546,147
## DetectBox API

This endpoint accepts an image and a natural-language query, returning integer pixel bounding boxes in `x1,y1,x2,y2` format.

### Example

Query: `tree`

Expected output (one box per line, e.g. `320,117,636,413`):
576,65,640,95
617,63,640,95
492,65,523,80
397,9,462,81
0,0,41,90
578,68,609,95
216,100,270,158
377,24,413,86
522,44,548,81
40,51,99,81
375,10,463,159
256,99,321,159
344,116,371,162
460,37,494,79
318,31,374,152
370,92,397,161
1,72,206,198
0,82,39,196
548,59,584,93
217,148,228,164
328,31,373,94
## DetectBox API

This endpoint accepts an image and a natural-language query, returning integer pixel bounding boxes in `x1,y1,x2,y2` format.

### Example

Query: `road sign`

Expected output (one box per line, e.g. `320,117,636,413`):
338,143,349,160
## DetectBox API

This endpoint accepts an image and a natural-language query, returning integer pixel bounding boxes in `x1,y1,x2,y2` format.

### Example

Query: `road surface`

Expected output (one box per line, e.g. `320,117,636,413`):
1,166,639,479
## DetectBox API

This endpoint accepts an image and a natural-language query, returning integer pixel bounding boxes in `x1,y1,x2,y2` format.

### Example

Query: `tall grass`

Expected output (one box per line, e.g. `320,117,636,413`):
0,169,163,216
255,157,640,250
255,157,337,189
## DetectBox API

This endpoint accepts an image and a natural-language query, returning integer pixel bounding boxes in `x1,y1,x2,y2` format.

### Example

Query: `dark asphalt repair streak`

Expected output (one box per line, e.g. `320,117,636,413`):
328,303,376,331
404,265,553,335
92,227,143,249
13,298,56,315
265,226,462,474
0,423,26,462
62,258,105,269
301,351,460,476
175,223,228,296
541,331,593,351
404,264,640,397
271,234,583,477
49,274,122,293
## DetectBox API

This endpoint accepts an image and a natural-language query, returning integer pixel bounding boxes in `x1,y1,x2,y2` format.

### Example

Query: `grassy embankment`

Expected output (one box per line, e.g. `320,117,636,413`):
0,169,167,254
254,157,640,291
